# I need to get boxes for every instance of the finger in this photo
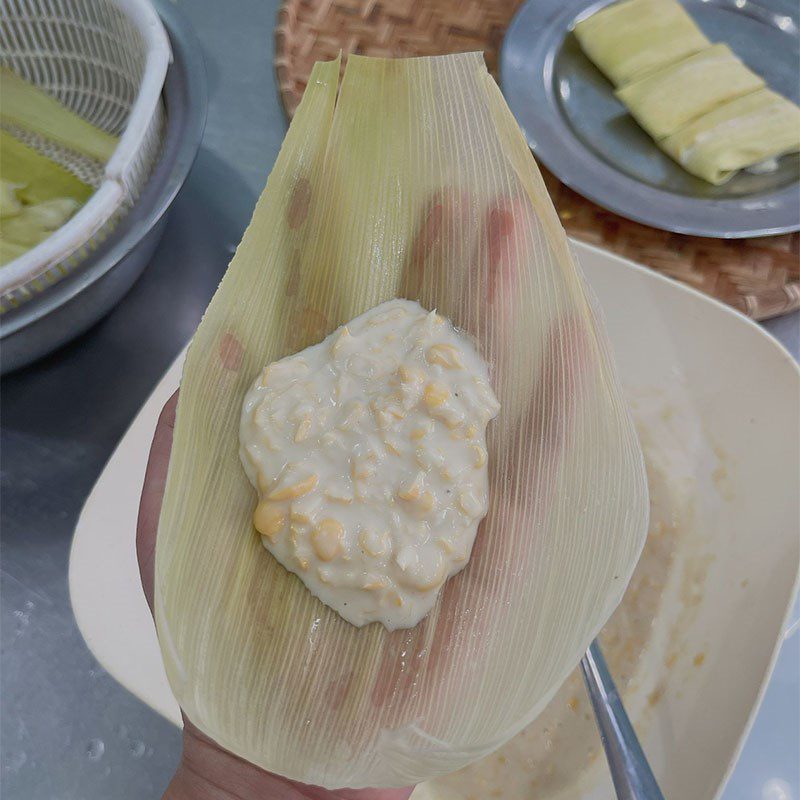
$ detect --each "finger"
[370,194,535,711]
[425,198,586,666]
[475,314,592,586]
[401,192,445,301]
[400,188,471,305]
[369,189,470,707]
[369,615,432,709]
[422,313,593,698]
[431,194,535,567]
[149,329,246,612]
[512,312,591,504]
[136,390,178,613]
[468,194,532,373]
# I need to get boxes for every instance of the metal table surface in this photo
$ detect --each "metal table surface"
[1,2,798,798]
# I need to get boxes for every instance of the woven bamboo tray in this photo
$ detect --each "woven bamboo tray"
[274,0,800,320]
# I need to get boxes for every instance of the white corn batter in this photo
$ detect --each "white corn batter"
[239,299,499,629]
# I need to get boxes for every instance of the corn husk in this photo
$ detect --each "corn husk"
[0,179,23,218]
[0,133,93,206]
[573,0,710,87]
[0,133,92,264]
[1,68,118,163]
[2,196,80,247]
[616,44,764,140]
[0,239,27,263]
[661,88,800,184]
[155,53,648,789]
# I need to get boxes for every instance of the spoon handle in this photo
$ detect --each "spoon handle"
[580,639,666,800]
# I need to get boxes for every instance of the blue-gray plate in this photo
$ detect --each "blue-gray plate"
[500,0,800,238]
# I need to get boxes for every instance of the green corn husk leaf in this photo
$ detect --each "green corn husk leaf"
[155,54,649,789]
[0,132,93,205]
[0,239,27,264]
[616,44,764,140]
[573,0,711,87]
[661,88,800,184]
[0,133,92,264]
[2,197,81,250]
[0,68,118,163]
[0,179,23,218]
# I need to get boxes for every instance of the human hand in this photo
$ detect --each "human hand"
[137,393,413,800]
[136,187,589,796]
[371,188,591,700]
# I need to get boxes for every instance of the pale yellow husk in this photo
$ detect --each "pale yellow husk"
[155,54,648,789]
[0,68,118,163]
[615,44,764,140]
[0,132,93,264]
[573,0,711,87]
[661,88,800,184]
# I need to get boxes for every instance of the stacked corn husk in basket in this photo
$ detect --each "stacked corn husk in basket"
[0,0,170,313]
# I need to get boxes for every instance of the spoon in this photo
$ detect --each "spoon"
[581,639,666,800]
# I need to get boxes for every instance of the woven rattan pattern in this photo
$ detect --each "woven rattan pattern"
[274,0,799,319]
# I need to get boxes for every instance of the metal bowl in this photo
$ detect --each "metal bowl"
[0,0,207,374]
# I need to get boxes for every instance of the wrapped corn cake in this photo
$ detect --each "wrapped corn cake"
[575,0,800,183]
[574,0,710,86]
[615,44,764,140]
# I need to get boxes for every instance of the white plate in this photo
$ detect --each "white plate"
[69,240,800,799]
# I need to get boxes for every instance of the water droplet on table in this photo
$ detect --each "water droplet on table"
[86,739,105,761]
[4,750,27,773]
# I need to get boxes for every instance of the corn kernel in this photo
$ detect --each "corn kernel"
[312,518,345,562]
[294,417,312,442]
[427,343,464,369]
[338,401,364,431]
[410,427,427,441]
[398,365,424,384]
[458,490,483,518]
[290,506,311,524]
[268,473,318,500]
[351,456,376,481]
[471,445,487,468]
[331,326,351,355]
[384,590,404,607]
[325,486,354,504]
[253,501,285,539]
[399,552,446,591]
[424,382,450,409]
[417,490,435,513]
[437,537,455,554]
[398,471,424,501]
[431,406,465,429]
[359,529,391,557]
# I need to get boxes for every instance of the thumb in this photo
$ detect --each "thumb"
[136,390,179,613]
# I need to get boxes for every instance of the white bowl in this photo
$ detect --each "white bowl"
[69,240,800,799]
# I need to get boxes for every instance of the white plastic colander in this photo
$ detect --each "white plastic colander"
[0,0,171,312]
